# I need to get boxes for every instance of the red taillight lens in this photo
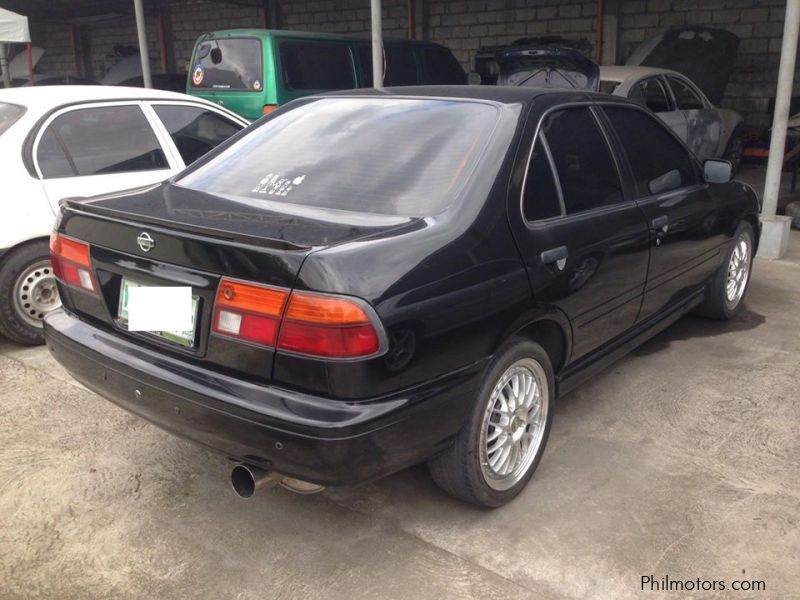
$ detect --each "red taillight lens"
[50,233,97,294]
[210,279,384,359]
[211,279,288,347]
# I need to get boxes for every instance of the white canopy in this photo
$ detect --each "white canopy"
[0,8,30,43]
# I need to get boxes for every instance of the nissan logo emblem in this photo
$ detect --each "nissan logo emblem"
[137,232,155,253]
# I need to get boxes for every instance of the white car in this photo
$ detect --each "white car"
[599,66,743,168]
[0,86,248,345]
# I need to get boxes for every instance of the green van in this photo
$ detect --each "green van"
[186,29,466,120]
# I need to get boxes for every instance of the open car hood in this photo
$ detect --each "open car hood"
[626,27,739,105]
[496,47,599,91]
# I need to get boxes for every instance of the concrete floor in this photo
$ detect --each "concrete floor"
[1,233,798,599]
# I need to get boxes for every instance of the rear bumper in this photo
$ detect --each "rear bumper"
[44,309,481,486]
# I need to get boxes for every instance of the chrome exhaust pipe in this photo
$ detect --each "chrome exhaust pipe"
[230,463,325,498]
[230,464,280,498]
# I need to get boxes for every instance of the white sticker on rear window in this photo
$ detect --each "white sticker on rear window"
[251,173,306,197]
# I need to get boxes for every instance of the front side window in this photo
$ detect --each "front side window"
[37,105,168,178]
[540,107,623,215]
[668,77,704,110]
[153,105,242,165]
[603,106,699,197]
[629,78,671,113]
[190,38,263,91]
[177,98,501,217]
[523,138,562,221]
[280,42,354,90]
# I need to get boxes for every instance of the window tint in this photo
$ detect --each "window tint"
[38,106,168,178]
[523,138,562,221]
[178,98,500,217]
[190,38,263,91]
[0,102,25,136]
[629,78,670,113]
[668,77,704,110]
[281,42,354,90]
[358,45,419,87]
[604,106,699,197]
[37,128,74,178]
[541,108,623,214]
[422,45,465,84]
[154,105,242,165]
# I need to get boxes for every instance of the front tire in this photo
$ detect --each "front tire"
[0,240,61,345]
[723,129,744,175]
[696,222,754,320]
[428,339,555,507]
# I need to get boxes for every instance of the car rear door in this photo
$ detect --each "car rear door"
[666,75,722,161]
[33,102,178,209]
[600,104,727,322]
[509,104,651,361]
[628,76,689,143]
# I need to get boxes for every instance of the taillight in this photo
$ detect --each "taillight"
[50,233,97,294]
[212,279,288,347]
[211,278,385,359]
[262,104,278,116]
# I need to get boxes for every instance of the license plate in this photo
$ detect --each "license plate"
[118,278,199,347]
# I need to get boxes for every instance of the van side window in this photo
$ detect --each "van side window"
[358,45,419,87]
[281,42,355,90]
[542,108,624,214]
[422,46,466,84]
[522,137,562,221]
[603,106,699,197]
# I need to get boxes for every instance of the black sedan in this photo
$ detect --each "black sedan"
[44,86,760,507]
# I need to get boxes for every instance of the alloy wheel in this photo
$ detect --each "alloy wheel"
[725,232,751,308]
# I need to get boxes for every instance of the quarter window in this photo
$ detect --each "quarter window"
[37,105,168,178]
[668,77,704,110]
[603,106,699,197]
[629,78,671,113]
[523,138,562,221]
[280,42,354,90]
[153,105,242,165]
[541,108,624,215]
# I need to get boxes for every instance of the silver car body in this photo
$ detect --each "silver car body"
[599,66,742,161]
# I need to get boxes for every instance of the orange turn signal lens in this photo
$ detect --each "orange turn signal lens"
[262,104,278,116]
[215,279,288,317]
[284,292,371,325]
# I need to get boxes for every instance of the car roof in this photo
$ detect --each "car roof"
[599,65,680,82]
[0,85,213,112]
[206,28,446,46]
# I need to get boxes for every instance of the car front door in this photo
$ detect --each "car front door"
[34,102,177,209]
[600,105,727,322]
[509,105,651,361]
[628,76,688,143]
[666,75,722,161]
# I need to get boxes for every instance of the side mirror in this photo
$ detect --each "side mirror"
[467,71,482,85]
[704,159,732,184]
[648,169,682,195]
[210,47,223,65]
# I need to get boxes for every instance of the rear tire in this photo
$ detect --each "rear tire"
[696,222,754,320]
[428,338,554,508]
[0,240,60,346]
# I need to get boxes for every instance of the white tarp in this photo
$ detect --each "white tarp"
[0,8,30,43]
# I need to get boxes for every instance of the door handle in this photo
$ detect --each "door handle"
[651,215,669,231]
[540,245,568,265]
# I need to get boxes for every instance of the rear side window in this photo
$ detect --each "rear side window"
[190,38,263,91]
[422,45,465,84]
[541,108,623,214]
[177,98,500,217]
[0,102,25,136]
[668,77,704,110]
[523,138,562,221]
[281,42,354,90]
[603,106,699,197]
[37,105,168,178]
[153,105,242,165]
[629,78,670,113]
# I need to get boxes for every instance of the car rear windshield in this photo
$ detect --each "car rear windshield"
[177,98,499,217]
[0,102,25,136]
[190,37,262,91]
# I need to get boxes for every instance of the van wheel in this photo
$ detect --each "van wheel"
[428,339,554,507]
[0,241,60,346]
[696,222,754,320]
